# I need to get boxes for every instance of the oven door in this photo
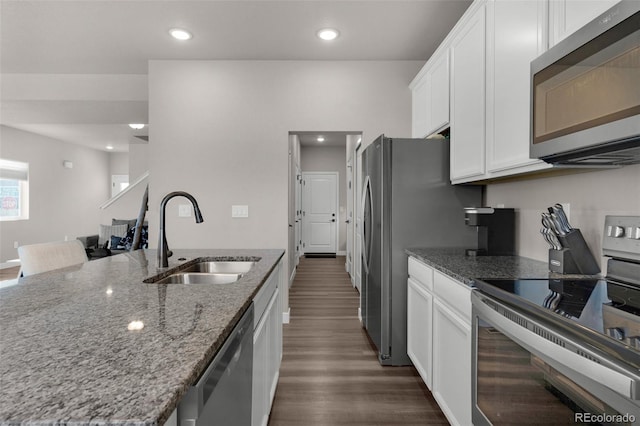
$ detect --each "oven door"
[471,290,640,425]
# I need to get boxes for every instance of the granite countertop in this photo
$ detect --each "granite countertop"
[0,248,284,426]
[405,247,596,285]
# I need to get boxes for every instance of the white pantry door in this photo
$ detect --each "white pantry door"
[302,172,338,254]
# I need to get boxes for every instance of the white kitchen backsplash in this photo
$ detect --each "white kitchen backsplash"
[485,163,640,273]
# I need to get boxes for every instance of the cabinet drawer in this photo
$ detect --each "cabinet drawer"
[408,257,434,291]
[433,270,471,322]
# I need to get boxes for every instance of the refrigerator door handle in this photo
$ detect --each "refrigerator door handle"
[361,176,373,275]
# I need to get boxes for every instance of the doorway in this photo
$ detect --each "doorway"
[301,172,338,255]
[288,131,362,286]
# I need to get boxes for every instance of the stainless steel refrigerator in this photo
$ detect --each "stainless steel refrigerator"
[361,135,482,365]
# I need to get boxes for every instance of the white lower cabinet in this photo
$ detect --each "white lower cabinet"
[407,257,472,426]
[252,260,283,426]
[432,298,472,426]
[407,277,434,390]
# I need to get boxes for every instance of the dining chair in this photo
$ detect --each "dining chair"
[18,240,88,277]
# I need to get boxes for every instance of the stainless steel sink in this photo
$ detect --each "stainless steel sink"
[155,272,243,285]
[180,261,255,274]
[144,259,258,284]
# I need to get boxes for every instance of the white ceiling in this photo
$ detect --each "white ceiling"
[0,0,472,152]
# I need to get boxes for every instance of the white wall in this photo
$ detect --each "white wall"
[128,143,149,180]
[485,164,640,272]
[109,152,129,176]
[0,125,110,262]
[148,60,421,314]
[301,144,348,252]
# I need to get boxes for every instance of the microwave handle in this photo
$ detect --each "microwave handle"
[473,291,640,400]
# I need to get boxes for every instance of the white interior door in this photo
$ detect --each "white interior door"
[346,158,353,274]
[354,147,363,293]
[302,172,338,254]
[295,166,302,265]
[111,175,129,198]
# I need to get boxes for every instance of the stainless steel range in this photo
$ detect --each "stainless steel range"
[471,216,640,425]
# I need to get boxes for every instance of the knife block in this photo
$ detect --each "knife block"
[550,228,601,275]
[548,248,580,274]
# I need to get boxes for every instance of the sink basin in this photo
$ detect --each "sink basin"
[144,258,259,284]
[181,261,255,274]
[155,272,242,285]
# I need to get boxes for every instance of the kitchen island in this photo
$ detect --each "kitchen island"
[0,248,284,425]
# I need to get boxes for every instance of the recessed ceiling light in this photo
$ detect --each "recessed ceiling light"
[317,28,339,41]
[317,137,325,142]
[170,28,193,41]
[128,123,145,130]
[106,145,114,150]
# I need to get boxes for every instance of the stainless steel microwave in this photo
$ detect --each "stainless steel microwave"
[530,1,640,166]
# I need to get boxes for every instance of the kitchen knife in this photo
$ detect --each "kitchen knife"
[542,213,562,236]
[549,212,567,236]
[552,204,573,232]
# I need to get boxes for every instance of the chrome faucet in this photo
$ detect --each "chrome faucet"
[158,191,204,268]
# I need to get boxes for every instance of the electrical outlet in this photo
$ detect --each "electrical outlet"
[232,205,249,218]
[13,241,18,249]
[178,204,192,217]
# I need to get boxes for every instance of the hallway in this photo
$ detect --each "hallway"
[268,256,448,425]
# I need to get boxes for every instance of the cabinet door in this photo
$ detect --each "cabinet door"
[267,287,281,405]
[407,278,434,390]
[450,3,487,182]
[549,0,620,47]
[411,75,430,138]
[432,298,472,426]
[428,51,450,135]
[486,0,551,175]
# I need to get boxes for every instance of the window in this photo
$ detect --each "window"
[0,159,29,221]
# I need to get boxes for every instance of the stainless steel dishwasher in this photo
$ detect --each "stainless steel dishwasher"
[178,304,253,426]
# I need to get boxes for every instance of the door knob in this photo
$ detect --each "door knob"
[331,219,336,222]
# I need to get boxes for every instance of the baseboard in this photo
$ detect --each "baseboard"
[289,266,296,288]
[358,307,362,322]
[282,307,290,324]
[337,250,346,256]
[0,260,20,270]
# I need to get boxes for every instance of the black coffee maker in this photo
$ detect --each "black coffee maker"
[464,207,515,256]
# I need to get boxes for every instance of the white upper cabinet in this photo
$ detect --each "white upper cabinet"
[411,0,622,184]
[411,74,430,139]
[549,0,621,47]
[450,2,487,182]
[410,50,451,138]
[428,52,451,135]
[485,0,552,177]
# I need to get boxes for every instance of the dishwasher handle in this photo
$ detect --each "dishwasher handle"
[179,304,254,423]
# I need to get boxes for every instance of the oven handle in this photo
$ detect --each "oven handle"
[472,291,640,400]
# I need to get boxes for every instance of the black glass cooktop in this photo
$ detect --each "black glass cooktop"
[473,278,640,362]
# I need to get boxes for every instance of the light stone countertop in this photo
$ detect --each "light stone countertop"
[0,248,284,426]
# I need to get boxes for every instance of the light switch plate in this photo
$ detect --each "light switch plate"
[232,205,249,218]
[178,204,192,217]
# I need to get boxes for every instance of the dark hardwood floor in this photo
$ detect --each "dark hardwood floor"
[268,256,448,425]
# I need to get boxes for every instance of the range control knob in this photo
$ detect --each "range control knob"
[628,336,640,349]
[607,327,625,340]
[634,227,640,240]
[613,226,625,238]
